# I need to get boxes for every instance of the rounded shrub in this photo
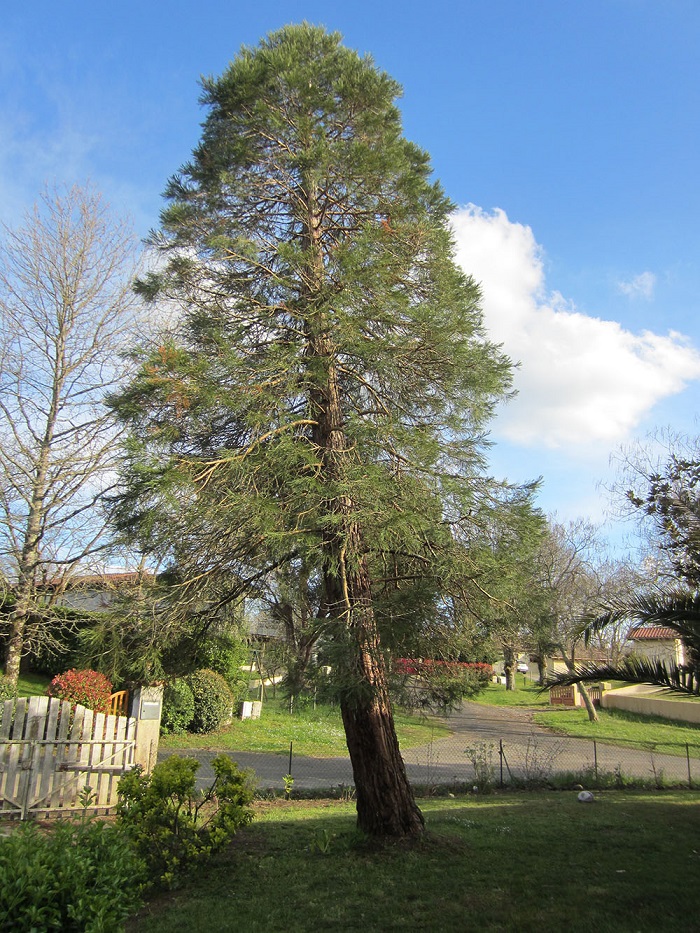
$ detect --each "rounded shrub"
[161,679,195,734]
[46,668,113,713]
[187,669,235,733]
[197,634,248,702]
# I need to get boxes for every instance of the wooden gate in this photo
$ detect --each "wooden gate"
[0,695,136,820]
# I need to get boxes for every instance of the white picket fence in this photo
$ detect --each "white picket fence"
[0,695,136,820]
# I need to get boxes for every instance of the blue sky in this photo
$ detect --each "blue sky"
[3,0,700,550]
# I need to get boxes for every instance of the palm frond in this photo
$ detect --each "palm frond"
[544,656,700,697]
[580,587,700,657]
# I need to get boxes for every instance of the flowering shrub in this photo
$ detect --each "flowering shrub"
[47,668,113,713]
[392,659,492,712]
[394,659,492,682]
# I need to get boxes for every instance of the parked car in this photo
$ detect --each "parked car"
[516,661,529,674]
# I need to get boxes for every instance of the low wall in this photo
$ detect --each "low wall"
[602,685,700,725]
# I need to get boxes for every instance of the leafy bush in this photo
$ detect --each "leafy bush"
[116,753,254,888]
[0,674,16,702]
[392,659,492,712]
[187,668,235,733]
[0,813,146,931]
[161,678,195,734]
[197,634,249,702]
[46,668,113,713]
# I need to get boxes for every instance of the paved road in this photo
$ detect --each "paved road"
[160,701,698,793]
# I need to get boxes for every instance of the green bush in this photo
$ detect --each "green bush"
[197,634,248,701]
[187,668,235,733]
[116,753,254,888]
[161,679,195,734]
[0,815,146,931]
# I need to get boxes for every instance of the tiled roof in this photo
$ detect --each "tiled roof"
[629,626,679,641]
[46,571,155,589]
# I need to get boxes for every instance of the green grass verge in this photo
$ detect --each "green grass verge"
[128,790,700,933]
[534,707,700,757]
[160,696,450,757]
[474,680,550,708]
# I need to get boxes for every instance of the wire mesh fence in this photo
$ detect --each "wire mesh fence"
[179,724,700,797]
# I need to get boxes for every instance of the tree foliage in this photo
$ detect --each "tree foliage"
[110,25,538,835]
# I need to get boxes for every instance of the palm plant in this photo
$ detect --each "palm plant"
[545,587,700,697]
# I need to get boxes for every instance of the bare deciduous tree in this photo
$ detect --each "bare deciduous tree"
[0,183,142,684]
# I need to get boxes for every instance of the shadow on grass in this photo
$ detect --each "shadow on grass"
[128,791,700,933]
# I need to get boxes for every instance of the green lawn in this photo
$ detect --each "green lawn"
[16,672,51,698]
[475,680,550,708]
[128,790,700,933]
[161,696,450,757]
[533,707,700,757]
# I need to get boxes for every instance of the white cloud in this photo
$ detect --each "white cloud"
[450,205,700,449]
[617,271,656,300]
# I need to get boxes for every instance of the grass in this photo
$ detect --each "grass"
[533,707,700,757]
[16,672,51,698]
[161,695,451,757]
[475,680,700,757]
[128,789,700,933]
[475,679,550,708]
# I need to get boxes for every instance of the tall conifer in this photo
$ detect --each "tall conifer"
[113,25,526,836]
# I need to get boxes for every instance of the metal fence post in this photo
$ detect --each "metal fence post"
[593,740,598,783]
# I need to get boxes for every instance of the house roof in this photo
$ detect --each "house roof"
[629,626,679,641]
[46,571,155,590]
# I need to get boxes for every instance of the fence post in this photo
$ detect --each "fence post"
[131,684,163,773]
[593,740,598,783]
[499,739,504,787]
[687,743,693,788]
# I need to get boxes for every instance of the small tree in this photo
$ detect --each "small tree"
[0,184,142,684]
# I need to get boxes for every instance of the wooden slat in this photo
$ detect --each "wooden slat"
[0,699,138,819]
[97,713,115,807]
[35,698,60,811]
[4,699,29,811]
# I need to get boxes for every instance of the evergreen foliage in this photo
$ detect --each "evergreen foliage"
[187,668,235,733]
[116,754,254,889]
[110,24,541,836]
[161,678,196,733]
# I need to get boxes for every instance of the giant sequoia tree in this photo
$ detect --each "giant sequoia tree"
[112,25,522,836]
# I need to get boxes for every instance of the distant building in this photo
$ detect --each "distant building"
[51,572,154,612]
[628,626,686,667]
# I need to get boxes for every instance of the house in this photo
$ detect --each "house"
[627,625,686,667]
[53,571,153,612]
